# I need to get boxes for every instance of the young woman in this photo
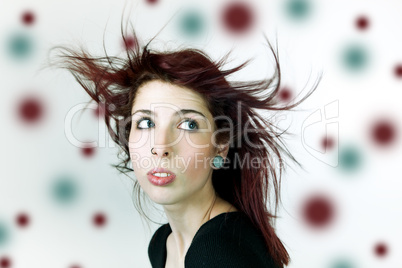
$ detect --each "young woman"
[55,25,317,267]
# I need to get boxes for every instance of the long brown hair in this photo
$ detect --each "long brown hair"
[52,23,319,267]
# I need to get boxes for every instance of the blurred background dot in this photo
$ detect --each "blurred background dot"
[331,259,354,268]
[321,136,335,151]
[17,95,44,124]
[93,212,107,227]
[122,36,138,50]
[371,119,397,147]
[21,11,35,26]
[278,87,292,102]
[0,257,11,268]
[15,213,30,228]
[70,265,81,268]
[374,242,388,257]
[0,222,10,247]
[285,0,311,21]
[81,146,96,157]
[6,32,34,61]
[302,194,335,228]
[394,64,402,78]
[341,44,369,72]
[222,2,254,34]
[94,104,105,118]
[146,0,158,5]
[355,15,369,30]
[338,146,361,172]
[179,10,204,37]
[51,176,79,204]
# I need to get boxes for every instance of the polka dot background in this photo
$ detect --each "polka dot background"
[1,0,401,267]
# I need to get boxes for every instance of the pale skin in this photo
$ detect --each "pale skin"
[128,80,237,268]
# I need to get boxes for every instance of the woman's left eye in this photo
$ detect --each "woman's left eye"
[178,119,198,130]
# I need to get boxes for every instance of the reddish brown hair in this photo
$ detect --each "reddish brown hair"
[53,25,319,267]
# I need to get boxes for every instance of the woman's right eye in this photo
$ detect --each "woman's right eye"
[136,118,155,129]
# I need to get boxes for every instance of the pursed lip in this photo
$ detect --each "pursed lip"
[147,168,176,176]
[147,168,176,186]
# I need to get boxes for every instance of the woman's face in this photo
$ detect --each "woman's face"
[129,80,220,206]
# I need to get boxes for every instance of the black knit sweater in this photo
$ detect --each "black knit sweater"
[148,211,282,268]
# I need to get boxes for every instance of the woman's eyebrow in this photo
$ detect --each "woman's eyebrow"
[131,109,207,118]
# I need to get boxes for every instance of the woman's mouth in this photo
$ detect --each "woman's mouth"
[147,168,176,186]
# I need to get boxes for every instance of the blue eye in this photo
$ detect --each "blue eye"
[179,119,198,130]
[136,117,155,129]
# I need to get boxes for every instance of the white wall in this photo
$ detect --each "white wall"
[1,0,401,267]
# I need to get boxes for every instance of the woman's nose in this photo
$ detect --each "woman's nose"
[151,147,170,157]
[151,127,175,157]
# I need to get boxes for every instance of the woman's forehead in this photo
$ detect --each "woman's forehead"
[132,80,211,115]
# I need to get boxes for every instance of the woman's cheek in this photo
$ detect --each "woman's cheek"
[180,135,212,167]
[129,149,141,171]
[129,147,149,173]
[188,148,214,173]
[129,129,150,152]
[183,131,212,149]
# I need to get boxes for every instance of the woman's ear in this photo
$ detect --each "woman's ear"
[216,143,230,158]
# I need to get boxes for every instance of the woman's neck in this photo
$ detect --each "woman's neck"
[163,191,237,261]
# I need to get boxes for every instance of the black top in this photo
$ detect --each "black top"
[148,211,281,268]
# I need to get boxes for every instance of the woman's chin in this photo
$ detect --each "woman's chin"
[146,190,179,205]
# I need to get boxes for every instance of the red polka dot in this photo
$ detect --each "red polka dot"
[22,11,35,25]
[94,104,105,118]
[0,257,11,268]
[222,2,254,34]
[93,213,106,227]
[146,0,158,4]
[94,106,101,117]
[374,242,388,257]
[123,36,138,50]
[70,265,81,268]
[18,96,43,124]
[371,120,396,146]
[279,88,292,102]
[303,195,334,228]
[356,16,369,30]
[394,64,402,78]
[321,137,335,150]
[81,146,95,157]
[16,213,30,227]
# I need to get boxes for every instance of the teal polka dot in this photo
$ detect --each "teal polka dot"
[331,259,354,268]
[52,176,78,204]
[180,11,204,37]
[285,0,311,20]
[338,146,361,172]
[7,32,34,60]
[0,222,10,247]
[342,44,369,72]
